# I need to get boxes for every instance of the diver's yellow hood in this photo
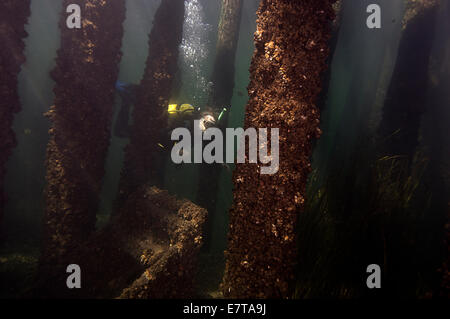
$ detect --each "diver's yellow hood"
[168,103,194,115]
[168,104,178,114]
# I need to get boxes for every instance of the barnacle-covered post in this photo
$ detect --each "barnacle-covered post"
[197,0,243,244]
[39,0,126,294]
[221,0,336,298]
[378,0,439,163]
[209,0,243,109]
[421,0,450,298]
[0,0,30,237]
[116,0,185,207]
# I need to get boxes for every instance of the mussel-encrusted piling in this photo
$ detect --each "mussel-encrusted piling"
[197,0,243,248]
[221,0,336,298]
[116,0,185,209]
[39,0,125,295]
[378,0,439,163]
[209,0,243,109]
[0,0,30,237]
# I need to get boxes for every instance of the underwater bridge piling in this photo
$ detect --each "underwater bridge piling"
[378,0,439,164]
[373,2,441,294]
[0,0,31,238]
[221,0,336,298]
[209,0,244,109]
[116,0,185,210]
[197,0,243,249]
[39,0,126,294]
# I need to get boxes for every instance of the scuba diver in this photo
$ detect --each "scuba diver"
[114,80,229,139]
[166,103,232,172]
[113,80,231,171]
[167,103,221,133]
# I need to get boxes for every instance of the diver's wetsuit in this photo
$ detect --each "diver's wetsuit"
[114,81,137,138]
[113,81,224,148]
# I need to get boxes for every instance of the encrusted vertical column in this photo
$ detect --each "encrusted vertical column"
[209,0,243,109]
[197,0,243,247]
[0,0,30,236]
[221,0,336,298]
[378,0,439,162]
[39,0,125,292]
[117,0,185,207]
